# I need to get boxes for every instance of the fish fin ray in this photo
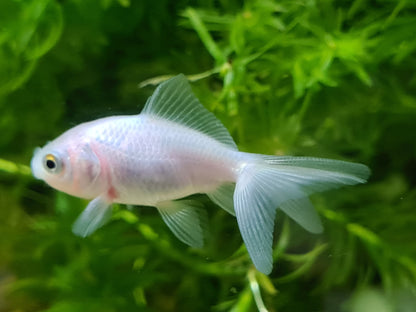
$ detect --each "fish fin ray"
[207,183,236,216]
[72,196,113,237]
[261,157,370,195]
[156,199,208,248]
[234,156,369,273]
[262,156,370,182]
[280,197,323,233]
[142,74,238,150]
[234,165,280,275]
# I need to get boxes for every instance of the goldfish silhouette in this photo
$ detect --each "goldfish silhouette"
[31,74,370,274]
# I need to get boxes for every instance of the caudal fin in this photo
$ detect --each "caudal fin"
[234,156,370,274]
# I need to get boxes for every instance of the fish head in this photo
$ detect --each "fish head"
[31,128,103,199]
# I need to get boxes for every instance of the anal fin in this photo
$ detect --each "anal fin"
[207,183,236,216]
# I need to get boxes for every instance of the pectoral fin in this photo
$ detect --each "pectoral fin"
[156,200,208,248]
[72,196,113,237]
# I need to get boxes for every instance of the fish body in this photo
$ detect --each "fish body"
[31,74,370,274]
[33,115,240,204]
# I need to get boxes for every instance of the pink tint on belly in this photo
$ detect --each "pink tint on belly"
[107,186,118,200]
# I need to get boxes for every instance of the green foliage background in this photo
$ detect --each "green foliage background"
[1,0,415,311]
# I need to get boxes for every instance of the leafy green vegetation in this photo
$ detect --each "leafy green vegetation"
[1,0,415,311]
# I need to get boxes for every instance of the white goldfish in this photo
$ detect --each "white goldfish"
[31,74,370,274]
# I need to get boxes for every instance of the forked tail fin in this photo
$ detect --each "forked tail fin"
[234,156,370,274]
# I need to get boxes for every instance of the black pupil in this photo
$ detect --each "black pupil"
[46,159,56,170]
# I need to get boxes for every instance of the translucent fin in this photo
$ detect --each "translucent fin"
[234,156,369,274]
[142,74,238,150]
[207,183,236,216]
[262,156,370,182]
[72,196,112,237]
[156,200,208,248]
[234,165,280,275]
[279,197,323,233]
[261,160,370,196]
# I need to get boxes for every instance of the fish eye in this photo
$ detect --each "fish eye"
[43,153,63,174]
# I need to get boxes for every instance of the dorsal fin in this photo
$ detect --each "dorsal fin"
[142,74,238,150]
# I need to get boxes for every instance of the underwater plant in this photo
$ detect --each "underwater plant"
[1,0,415,311]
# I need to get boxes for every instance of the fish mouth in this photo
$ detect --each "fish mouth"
[30,147,42,179]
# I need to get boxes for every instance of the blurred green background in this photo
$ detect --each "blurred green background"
[1,0,415,311]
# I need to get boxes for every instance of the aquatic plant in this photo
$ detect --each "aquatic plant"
[1,0,415,311]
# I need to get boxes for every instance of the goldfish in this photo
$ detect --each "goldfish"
[30,74,370,274]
